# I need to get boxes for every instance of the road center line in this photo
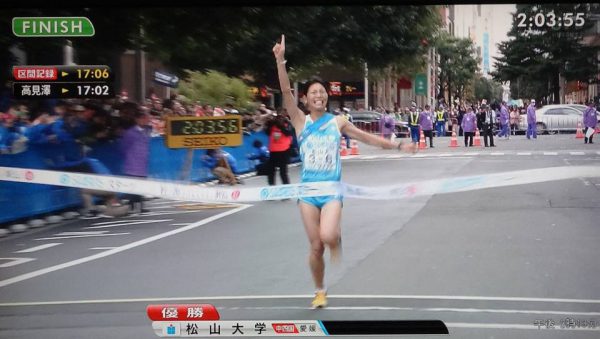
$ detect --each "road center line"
[0,204,251,288]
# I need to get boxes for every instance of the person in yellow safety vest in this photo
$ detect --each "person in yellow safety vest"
[341,107,353,148]
[408,102,420,144]
[435,105,446,137]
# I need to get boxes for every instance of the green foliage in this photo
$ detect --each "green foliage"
[177,70,256,110]
[473,77,503,103]
[434,31,479,101]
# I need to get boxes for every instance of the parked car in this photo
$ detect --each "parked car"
[518,104,585,134]
[348,110,409,138]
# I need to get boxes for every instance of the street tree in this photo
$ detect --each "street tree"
[493,3,599,103]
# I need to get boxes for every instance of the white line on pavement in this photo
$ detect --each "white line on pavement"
[35,233,130,241]
[517,152,531,155]
[570,152,585,155]
[85,219,173,229]
[490,153,504,156]
[463,152,479,155]
[89,247,117,250]
[91,220,148,226]
[14,243,62,253]
[54,231,107,236]
[362,156,377,159]
[0,204,251,288]
[446,322,600,331]
[215,306,600,317]
[543,152,558,155]
[386,155,404,159]
[3,294,600,307]
[437,153,453,157]
[0,258,35,268]
[170,223,190,226]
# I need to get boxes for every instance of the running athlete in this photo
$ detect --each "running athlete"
[273,34,417,308]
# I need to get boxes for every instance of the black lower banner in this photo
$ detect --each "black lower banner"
[321,320,449,335]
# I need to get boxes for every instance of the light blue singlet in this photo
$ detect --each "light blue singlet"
[298,113,343,209]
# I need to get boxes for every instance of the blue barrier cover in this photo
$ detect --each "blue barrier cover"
[0,132,299,224]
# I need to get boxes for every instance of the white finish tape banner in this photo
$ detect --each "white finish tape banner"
[1,166,598,203]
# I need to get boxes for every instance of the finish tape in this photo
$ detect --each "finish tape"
[1,166,598,203]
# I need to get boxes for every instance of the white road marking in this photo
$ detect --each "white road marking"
[84,219,172,229]
[570,152,585,155]
[3,294,600,307]
[0,258,35,268]
[0,204,251,288]
[463,152,479,156]
[543,152,558,155]
[517,152,531,156]
[14,243,62,253]
[54,231,107,236]
[91,220,148,226]
[125,210,211,217]
[213,306,600,316]
[170,223,190,226]
[35,233,130,241]
[89,247,117,250]
[386,155,404,159]
[362,156,377,159]
[437,153,453,157]
[490,153,504,156]
[446,322,600,331]
[411,154,428,158]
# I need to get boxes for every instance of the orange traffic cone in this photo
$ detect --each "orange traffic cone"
[350,140,360,155]
[473,129,482,147]
[449,130,458,147]
[340,139,348,156]
[576,121,584,139]
[419,129,427,150]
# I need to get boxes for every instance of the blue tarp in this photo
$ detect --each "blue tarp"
[0,132,297,224]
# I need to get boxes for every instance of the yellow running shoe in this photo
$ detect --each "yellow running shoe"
[311,291,328,308]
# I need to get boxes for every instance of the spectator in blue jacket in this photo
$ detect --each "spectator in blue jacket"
[247,139,270,176]
[201,148,239,185]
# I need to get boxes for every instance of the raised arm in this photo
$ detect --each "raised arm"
[338,117,417,153]
[273,34,305,132]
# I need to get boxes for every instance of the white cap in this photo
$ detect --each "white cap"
[531,99,536,103]
[343,107,350,112]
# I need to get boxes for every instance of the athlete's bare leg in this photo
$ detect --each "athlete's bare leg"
[320,200,343,264]
[299,201,325,290]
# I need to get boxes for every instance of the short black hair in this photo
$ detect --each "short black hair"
[301,76,328,96]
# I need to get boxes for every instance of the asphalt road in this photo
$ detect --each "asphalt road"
[1,134,599,339]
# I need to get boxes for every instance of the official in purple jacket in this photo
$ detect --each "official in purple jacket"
[498,101,510,139]
[379,110,396,141]
[583,101,598,144]
[419,104,434,147]
[120,110,151,212]
[526,99,537,140]
[461,107,477,147]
